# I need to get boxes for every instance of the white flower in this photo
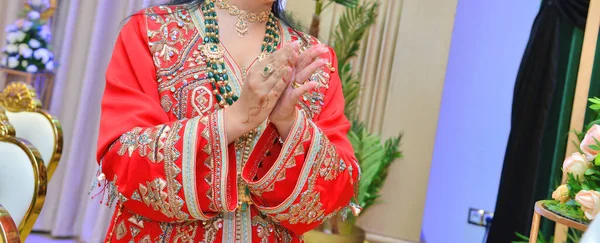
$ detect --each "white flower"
[563,152,593,181]
[4,24,18,33]
[33,48,50,63]
[28,11,40,21]
[38,25,51,41]
[8,57,19,68]
[1,57,7,66]
[6,32,18,44]
[6,44,18,54]
[19,44,33,58]
[28,39,41,49]
[28,0,49,9]
[15,31,27,42]
[45,60,54,71]
[26,65,38,73]
[22,21,33,32]
[21,60,28,68]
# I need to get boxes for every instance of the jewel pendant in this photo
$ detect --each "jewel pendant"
[235,18,249,38]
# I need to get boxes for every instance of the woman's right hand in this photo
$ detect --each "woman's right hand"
[225,42,301,143]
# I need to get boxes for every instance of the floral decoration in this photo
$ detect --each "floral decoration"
[1,0,55,73]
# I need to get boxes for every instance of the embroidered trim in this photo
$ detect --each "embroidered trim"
[246,110,307,195]
[254,120,323,214]
[182,116,212,220]
[273,190,325,224]
[208,109,233,212]
[163,120,189,220]
[116,125,168,163]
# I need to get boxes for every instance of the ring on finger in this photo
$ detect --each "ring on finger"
[262,64,275,77]
[291,80,302,89]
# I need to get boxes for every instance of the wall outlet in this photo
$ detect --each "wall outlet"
[468,208,493,227]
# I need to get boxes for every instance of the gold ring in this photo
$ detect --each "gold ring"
[262,64,274,77]
[291,81,302,89]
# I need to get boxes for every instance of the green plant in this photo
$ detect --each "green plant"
[309,0,359,37]
[333,2,377,120]
[308,0,402,236]
[514,232,554,243]
[349,121,402,212]
[328,0,403,216]
[513,228,582,243]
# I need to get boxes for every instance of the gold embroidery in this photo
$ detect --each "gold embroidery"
[318,144,341,181]
[163,121,189,220]
[118,127,142,156]
[199,116,218,211]
[140,235,152,243]
[202,217,223,243]
[252,215,293,243]
[173,221,198,243]
[274,190,325,224]
[161,95,174,112]
[131,190,142,202]
[116,221,127,240]
[116,125,169,163]
[128,215,144,228]
[130,226,141,238]
[138,178,186,220]
[146,7,194,66]
[252,216,273,243]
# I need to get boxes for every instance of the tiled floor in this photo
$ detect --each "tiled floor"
[26,234,77,243]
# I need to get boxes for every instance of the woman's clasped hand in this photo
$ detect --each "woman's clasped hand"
[225,41,331,142]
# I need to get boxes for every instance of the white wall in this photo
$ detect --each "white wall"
[422,1,540,242]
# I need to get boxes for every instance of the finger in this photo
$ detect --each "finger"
[265,66,292,89]
[291,81,318,101]
[297,44,328,70]
[271,73,291,97]
[295,58,328,84]
[270,50,296,73]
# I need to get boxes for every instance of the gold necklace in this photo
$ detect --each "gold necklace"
[216,0,271,38]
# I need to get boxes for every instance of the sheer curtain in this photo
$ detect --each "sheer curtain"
[0,0,163,242]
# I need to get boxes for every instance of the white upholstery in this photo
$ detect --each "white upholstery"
[0,141,35,227]
[582,217,599,243]
[5,111,54,169]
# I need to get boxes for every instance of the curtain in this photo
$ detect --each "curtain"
[0,0,165,242]
[488,0,590,242]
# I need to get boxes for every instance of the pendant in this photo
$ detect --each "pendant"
[235,18,249,38]
[201,43,224,60]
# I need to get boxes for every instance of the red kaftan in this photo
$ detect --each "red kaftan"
[96,4,358,243]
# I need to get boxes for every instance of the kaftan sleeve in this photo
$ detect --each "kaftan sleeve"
[241,47,360,235]
[96,14,237,223]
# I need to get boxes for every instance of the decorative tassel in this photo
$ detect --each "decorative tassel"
[350,202,362,217]
[89,161,118,206]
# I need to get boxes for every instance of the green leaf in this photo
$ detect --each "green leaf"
[349,119,402,213]
[585,169,596,175]
[590,104,600,110]
[582,183,590,190]
[329,0,359,8]
[514,232,529,241]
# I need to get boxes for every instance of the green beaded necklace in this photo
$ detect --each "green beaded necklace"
[201,0,281,108]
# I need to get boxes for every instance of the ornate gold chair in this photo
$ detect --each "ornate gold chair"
[0,204,20,243]
[0,82,62,180]
[0,107,46,242]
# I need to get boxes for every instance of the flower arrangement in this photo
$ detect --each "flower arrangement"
[548,97,600,222]
[1,0,55,73]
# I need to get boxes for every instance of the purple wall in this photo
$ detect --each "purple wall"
[422,0,540,242]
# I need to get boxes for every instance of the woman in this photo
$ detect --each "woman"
[95,0,359,242]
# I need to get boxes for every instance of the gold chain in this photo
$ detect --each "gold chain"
[216,0,271,37]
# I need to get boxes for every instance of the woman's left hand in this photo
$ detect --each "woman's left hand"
[269,44,330,139]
